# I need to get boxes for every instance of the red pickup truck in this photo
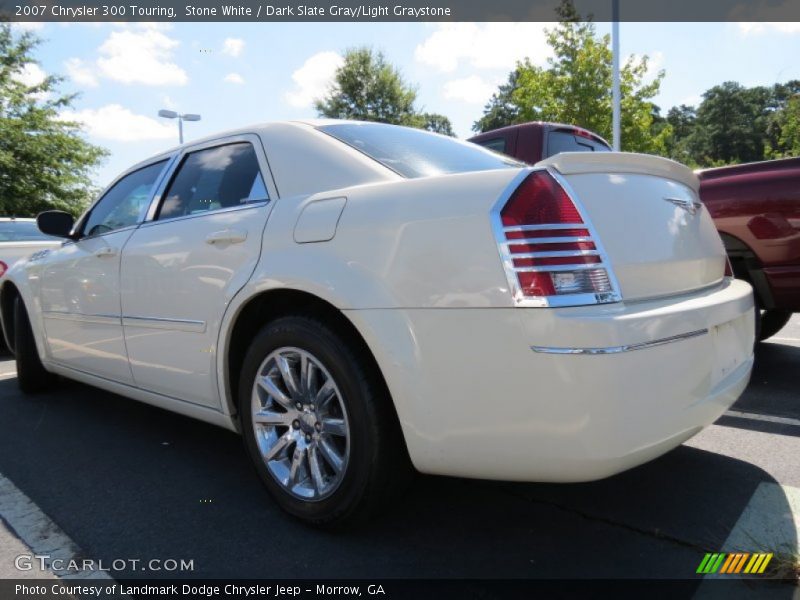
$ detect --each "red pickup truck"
[470,123,800,340]
[469,122,611,162]
[699,159,800,340]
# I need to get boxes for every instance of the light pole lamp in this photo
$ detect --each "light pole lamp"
[158,109,201,144]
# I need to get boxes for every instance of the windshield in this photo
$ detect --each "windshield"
[318,122,522,179]
[0,221,59,242]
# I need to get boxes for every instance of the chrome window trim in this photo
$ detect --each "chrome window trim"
[531,328,709,355]
[137,201,269,229]
[489,166,623,308]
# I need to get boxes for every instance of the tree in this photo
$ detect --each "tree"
[688,82,772,165]
[473,1,669,154]
[473,69,522,133]
[315,47,454,136]
[766,95,800,158]
[0,24,106,217]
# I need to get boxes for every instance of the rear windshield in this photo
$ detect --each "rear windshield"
[546,131,611,157]
[0,221,58,242]
[318,122,522,179]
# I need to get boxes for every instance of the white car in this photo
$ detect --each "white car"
[0,218,62,351]
[0,218,61,278]
[0,121,754,525]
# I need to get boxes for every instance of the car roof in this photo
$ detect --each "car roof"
[0,217,36,223]
[122,119,385,174]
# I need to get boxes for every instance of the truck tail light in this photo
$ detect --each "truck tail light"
[0,261,7,278]
[492,170,621,307]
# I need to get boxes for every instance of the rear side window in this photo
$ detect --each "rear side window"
[82,161,167,237]
[478,137,507,154]
[546,131,611,157]
[0,221,58,242]
[318,122,521,179]
[157,143,268,221]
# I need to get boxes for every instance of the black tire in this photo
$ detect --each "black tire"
[13,296,56,393]
[759,309,793,342]
[239,315,410,527]
[0,328,8,355]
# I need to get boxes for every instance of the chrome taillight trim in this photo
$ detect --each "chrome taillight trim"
[490,167,623,308]
[508,250,600,259]
[503,223,589,232]
[500,236,594,245]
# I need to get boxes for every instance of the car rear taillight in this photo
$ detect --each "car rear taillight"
[0,261,7,278]
[492,169,621,307]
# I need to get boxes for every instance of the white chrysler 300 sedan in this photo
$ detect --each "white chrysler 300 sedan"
[0,121,754,525]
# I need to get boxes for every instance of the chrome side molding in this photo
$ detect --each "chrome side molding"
[531,328,709,355]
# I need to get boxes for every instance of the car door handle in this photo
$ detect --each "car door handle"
[93,247,118,258]
[205,229,247,245]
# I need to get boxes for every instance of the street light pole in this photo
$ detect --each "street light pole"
[158,110,202,144]
[611,0,621,151]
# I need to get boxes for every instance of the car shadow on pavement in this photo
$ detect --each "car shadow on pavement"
[0,370,795,594]
[719,341,800,437]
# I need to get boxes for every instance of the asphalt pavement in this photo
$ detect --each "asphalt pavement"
[0,317,798,594]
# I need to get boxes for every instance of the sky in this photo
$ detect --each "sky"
[11,20,800,187]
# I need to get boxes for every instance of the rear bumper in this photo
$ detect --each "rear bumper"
[347,278,755,482]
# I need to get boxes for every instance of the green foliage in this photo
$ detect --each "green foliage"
[0,24,107,217]
[315,47,454,136]
[473,70,521,134]
[666,80,800,167]
[473,1,669,154]
[766,94,800,159]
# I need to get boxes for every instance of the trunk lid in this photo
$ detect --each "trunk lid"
[537,152,726,301]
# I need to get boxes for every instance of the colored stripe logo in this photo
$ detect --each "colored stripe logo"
[697,552,773,574]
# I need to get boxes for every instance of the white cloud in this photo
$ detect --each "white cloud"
[64,58,98,87]
[222,38,245,57]
[162,95,178,110]
[13,63,47,88]
[737,22,800,35]
[224,72,245,85]
[415,23,553,73]
[284,51,343,108]
[60,104,176,142]
[442,75,497,105]
[96,25,187,86]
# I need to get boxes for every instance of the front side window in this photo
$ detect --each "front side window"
[82,161,167,237]
[157,143,268,221]
[318,122,522,179]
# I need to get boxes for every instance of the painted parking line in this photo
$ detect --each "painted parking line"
[694,481,799,595]
[724,410,800,428]
[0,472,112,580]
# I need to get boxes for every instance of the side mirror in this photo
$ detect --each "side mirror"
[37,210,75,238]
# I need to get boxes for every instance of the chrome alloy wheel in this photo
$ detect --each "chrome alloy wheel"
[251,347,351,500]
